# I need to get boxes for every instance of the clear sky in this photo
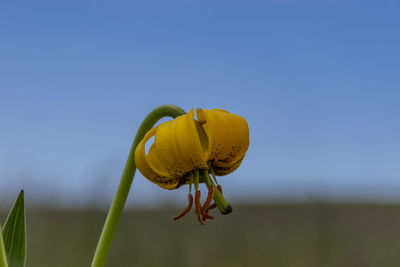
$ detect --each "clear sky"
[1,0,399,206]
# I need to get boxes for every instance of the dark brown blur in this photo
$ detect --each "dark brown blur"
[2,203,400,267]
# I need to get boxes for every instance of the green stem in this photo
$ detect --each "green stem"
[202,170,232,215]
[91,105,186,267]
[0,223,8,267]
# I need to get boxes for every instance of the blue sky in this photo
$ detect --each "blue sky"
[1,0,399,206]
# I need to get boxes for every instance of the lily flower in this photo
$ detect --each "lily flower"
[134,108,249,224]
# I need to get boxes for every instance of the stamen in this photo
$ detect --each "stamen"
[201,184,214,215]
[194,170,200,191]
[202,204,214,221]
[195,190,205,225]
[188,172,194,194]
[207,203,217,210]
[203,169,232,215]
[173,193,193,220]
[203,184,222,212]
[210,168,219,186]
[203,211,214,220]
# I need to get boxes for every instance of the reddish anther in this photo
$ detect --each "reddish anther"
[204,212,214,220]
[173,193,193,220]
[208,203,217,210]
[201,185,214,215]
[204,185,222,212]
[195,190,205,225]
[202,207,214,220]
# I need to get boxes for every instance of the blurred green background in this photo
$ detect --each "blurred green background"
[2,203,400,267]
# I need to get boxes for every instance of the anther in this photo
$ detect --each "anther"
[195,190,205,225]
[201,185,214,215]
[207,203,217,211]
[203,211,214,220]
[173,193,193,221]
[204,185,222,212]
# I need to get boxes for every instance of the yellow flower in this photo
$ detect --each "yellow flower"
[134,108,249,224]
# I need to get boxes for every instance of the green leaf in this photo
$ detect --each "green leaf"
[2,191,26,267]
[0,223,9,267]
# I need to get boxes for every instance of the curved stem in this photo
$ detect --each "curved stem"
[91,105,186,267]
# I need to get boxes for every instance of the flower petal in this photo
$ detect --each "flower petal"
[212,155,245,176]
[152,109,209,175]
[134,127,180,189]
[135,109,210,190]
[197,108,249,175]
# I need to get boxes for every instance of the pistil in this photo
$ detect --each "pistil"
[201,169,232,215]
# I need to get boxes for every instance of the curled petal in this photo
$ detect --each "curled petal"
[213,156,245,176]
[135,109,209,189]
[152,108,209,173]
[197,108,249,175]
[134,127,180,189]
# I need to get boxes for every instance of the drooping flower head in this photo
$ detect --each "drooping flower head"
[135,108,249,224]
